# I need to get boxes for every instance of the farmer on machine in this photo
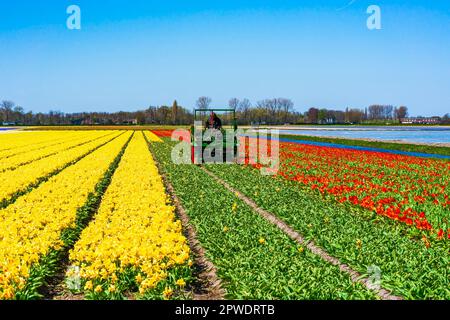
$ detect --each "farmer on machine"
[205,112,222,130]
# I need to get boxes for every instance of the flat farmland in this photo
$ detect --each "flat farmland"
[0,129,448,300]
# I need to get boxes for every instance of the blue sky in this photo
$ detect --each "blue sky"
[0,0,449,116]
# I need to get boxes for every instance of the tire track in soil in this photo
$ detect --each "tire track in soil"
[201,167,403,301]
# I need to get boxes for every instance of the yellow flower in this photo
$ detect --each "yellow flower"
[176,279,186,288]
[223,226,229,233]
[298,246,304,253]
[163,287,173,299]
[232,203,238,212]
[188,260,193,267]
[94,285,103,293]
[136,274,143,284]
[0,131,130,298]
[65,133,190,298]
[2,288,14,300]
[109,285,117,293]
[146,131,163,142]
[356,239,363,250]
[259,238,266,245]
[84,281,93,291]
[111,273,118,283]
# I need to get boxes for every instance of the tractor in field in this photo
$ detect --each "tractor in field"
[190,108,239,164]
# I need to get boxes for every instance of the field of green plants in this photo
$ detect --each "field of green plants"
[149,131,449,300]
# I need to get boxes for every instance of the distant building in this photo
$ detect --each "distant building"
[122,119,138,125]
[400,117,441,125]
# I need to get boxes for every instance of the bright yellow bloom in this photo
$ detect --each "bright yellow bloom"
[145,131,163,142]
[69,132,190,296]
[259,238,266,245]
[0,131,99,173]
[95,285,103,293]
[163,287,173,300]
[0,131,81,156]
[84,281,93,291]
[0,131,121,204]
[0,132,131,299]
[356,239,363,250]
[176,279,186,288]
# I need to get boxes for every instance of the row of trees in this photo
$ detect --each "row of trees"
[1,98,448,126]
[0,100,193,126]
[304,105,409,124]
[226,98,299,125]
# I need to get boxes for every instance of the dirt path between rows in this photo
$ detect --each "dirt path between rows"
[200,167,403,301]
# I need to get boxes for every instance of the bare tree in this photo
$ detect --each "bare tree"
[196,96,212,110]
[384,105,394,119]
[239,99,251,113]
[228,98,240,110]
[347,108,365,123]
[368,105,384,120]
[1,100,15,122]
[239,99,251,123]
[395,106,408,119]
[368,105,395,120]
[278,98,294,123]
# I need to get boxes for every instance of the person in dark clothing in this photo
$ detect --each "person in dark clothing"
[206,112,222,130]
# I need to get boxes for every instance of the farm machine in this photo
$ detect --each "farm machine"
[190,108,239,164]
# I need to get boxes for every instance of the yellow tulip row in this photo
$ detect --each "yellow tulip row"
[68,132,189,296]
[0,131,87,159]
[0,130,96,158]
[0,132,132,300]
[0,131,123,204]
[0,131,111,173]
[145,131,163,142]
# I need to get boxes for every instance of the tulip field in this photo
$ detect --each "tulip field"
[0,129,449,300]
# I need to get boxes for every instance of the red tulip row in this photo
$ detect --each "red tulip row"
[260,141,449,240]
